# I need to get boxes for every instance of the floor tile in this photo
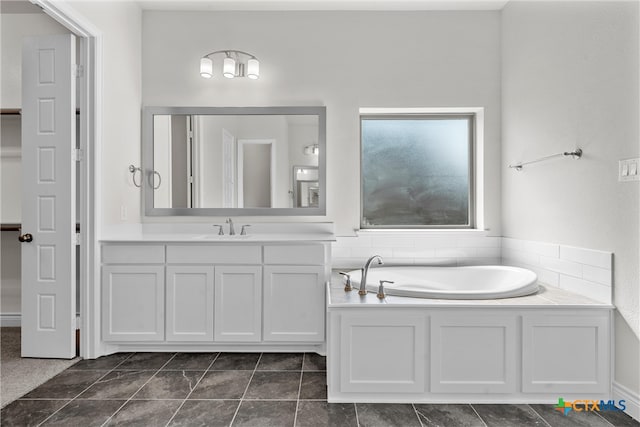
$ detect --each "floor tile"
[244,371,301,400]
[68,353,132,370]
[210,353,260,370]
[0,399,68,426]
[116,352,175,370]
[134,370,203,399]
[77,370,155,399]
[596,408,640,426]
[303,353,327,371]
[169,400,240,427]
[414,404,485,427]
[106,399,182,426]
[295,401,357,427]
[299,372,327,400]
[40,399,125,426]
[256,353,303,371]
[22,370,106,399]
[530,403,613,427]
[163,352,218,370]
[232,400,297,427]
[356,403,422,427]
[189,370,253,399]
[473,404,547,427]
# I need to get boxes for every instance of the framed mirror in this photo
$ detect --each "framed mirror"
[142,106,326,216]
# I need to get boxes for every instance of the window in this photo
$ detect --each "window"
[360,112,475,229]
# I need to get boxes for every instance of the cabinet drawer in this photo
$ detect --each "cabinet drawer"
[166,245,261,264]
[264,245,325,265]
[102,245,165,264]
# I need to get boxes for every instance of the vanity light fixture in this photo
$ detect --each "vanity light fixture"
[199,50,260,80]
[303,144,319,155]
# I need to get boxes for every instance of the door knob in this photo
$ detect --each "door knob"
[18,233,33,243]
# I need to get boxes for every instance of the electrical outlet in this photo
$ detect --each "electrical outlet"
[619,158,640,182]
[120,206,128,221]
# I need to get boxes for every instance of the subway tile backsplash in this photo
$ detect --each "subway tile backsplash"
[331,234,612,304]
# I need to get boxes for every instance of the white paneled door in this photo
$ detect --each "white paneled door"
[21,34,76,358]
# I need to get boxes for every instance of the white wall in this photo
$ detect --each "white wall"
[501,0,640,395]
[141,10,502,236]
[67,1,142,226]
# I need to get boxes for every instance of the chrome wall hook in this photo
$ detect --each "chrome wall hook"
[129,165,142,187]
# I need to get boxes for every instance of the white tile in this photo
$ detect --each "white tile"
[334,235,373,248]
[501,248,540,266]
[475,247,501,258]
[371,236,415,248]
[383,258,416,265]
[350,247,393,258]
[435,248,476,258]
[331,247,351,259]
[414,237,452,248]
[519,239,560,257]
[558,275,612,304]
[501,238,524,251]
[540,256,582,278]
[456,237,500,248]
[392,248,436,258]
[560,245,612,269]
[532,267,560,287]
[582,265,612,287]
[456,257,500,266]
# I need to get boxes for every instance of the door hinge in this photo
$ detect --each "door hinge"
[73,64,84,78]
[72,148,83,162]
[188,176,193,184]
[74,232,81,245]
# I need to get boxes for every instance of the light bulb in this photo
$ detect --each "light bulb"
[247,58,260,79]
[200,57,213,78]
[223,57,236,78]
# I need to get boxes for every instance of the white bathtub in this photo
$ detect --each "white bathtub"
[347,265,538,299]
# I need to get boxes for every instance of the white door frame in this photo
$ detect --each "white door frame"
[237,139,275,208]
[33,0,103,359]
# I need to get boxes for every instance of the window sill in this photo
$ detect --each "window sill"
[355,228,491,237]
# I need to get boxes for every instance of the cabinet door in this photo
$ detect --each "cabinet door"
[102,265,164,341]
[522,313,610,393]
[214,266,262,342]
[263,265,325,342]
[166,266,214,342]
[430,313,517,393]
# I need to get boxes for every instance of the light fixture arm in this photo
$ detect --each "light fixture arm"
[201,50,257,60]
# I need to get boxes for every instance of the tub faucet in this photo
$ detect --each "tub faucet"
[226,218,235,235]
[359,255,384,296]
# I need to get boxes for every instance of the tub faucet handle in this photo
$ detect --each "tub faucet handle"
[339,272,353,292]
[377,280,394,299]
[213,225,224,235]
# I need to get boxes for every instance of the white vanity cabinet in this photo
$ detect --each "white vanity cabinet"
[100,241,330,351]
[101,245,165,341]
[263,245,328,342]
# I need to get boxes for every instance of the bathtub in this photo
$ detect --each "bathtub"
[347,265,538,299]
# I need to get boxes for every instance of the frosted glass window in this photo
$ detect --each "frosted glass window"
[361,115,473,228]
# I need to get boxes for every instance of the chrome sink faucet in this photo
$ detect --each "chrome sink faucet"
[359,255,384,295]
[226,218,235,235]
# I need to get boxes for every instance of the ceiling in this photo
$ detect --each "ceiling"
[136,0,510,11]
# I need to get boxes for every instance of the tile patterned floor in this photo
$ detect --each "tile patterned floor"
[1,352,638,426]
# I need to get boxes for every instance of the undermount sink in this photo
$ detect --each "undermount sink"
[192,234,252,240]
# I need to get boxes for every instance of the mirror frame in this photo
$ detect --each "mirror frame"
[142,106,326,217]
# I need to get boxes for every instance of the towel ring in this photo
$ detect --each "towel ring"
[128,165,142,188]
[149,170,162,190]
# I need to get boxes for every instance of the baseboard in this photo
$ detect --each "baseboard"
[613,381,640,421]
[0,313,21,327]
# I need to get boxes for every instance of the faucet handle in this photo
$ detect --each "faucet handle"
[377,280,394,299]
[338,272,353,292]
[240,225,251,236]
[213,225,224,235]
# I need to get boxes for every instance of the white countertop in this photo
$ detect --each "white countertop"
[99,222,336,243]
[327,271,612,309]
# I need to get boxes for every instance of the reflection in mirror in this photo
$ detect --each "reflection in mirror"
[144,107,325,216]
